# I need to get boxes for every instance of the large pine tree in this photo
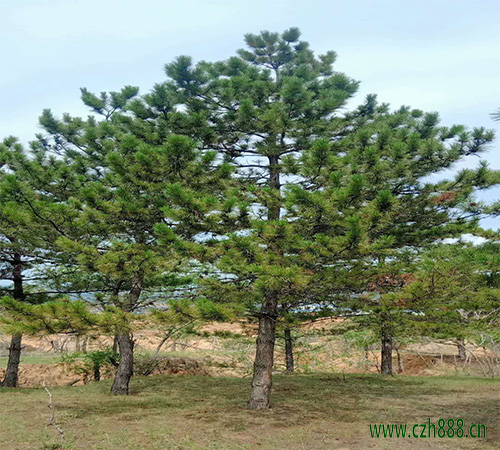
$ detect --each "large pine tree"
[161,28,360,408]
[162,29,498,403]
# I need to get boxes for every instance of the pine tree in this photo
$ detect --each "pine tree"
[347,239,500,374]
[161,28,359,408]
[0,136,79,386]
[289,98,498,375]
[2,87,231,394]
[397,240,499,359]
[159,27,499,403]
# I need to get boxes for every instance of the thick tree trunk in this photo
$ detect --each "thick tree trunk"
[457,339,466,360]
[248,293,278,409]
[110,272,142,395]
[110,332,134,395]
[1,252,25,388]
[284,327,294,373]
[247,153,281,409]
[381,330,393,376]
[2,334,22,387]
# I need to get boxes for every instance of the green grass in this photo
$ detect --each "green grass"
[0,373,498,450]
[0,354,60,366]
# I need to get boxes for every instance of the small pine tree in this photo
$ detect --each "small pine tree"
[289,96,498,375]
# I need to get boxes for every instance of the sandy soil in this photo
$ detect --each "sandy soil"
[1,320,496,387]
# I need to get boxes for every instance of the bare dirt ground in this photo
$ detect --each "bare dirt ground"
[1,320,496,387]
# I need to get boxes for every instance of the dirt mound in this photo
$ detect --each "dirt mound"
[399,354,438,375]
[0,356,210,387]
[135,356,209,376]
[0,363,85,387]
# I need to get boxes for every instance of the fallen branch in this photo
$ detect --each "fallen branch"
[415,350,432,368]
[42,381,65,444]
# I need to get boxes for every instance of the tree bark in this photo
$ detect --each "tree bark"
[381,329,393,376]
[110,271,142,395]
[110,332,134,395]
[247,153,281,409]
[2,334,22,387]
[93,366,101,382]
[395,344,404,374]
[1,252,25,388]
[284,327,294,373]
[457,339,466,360]
[112,335,119,354]
[267,154,281,221]
[248,293,278,409]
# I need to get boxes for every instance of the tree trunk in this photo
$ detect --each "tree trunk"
[1,334,22,387]
[1,252,25,388]
[248,293,278,409]
[395,344,404,374]
[457,339,466,360]
[110,271,142,395]
[267,154,281,221]
[381,329,393,376]
[284,327,294,373]
[94,366,101,382]
[112,335,119,354]
[247,153,281,409]
[111,332,134,395]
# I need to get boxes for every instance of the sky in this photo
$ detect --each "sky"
[1,0,499,228]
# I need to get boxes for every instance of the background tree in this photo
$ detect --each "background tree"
[397,240,499,370]
[288,96,499,375]
[0,136,81,386]
[2,85,232,394]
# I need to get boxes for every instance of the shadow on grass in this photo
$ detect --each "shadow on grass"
[50,373,493,432]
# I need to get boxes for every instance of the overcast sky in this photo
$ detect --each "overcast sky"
[1,0,499,228]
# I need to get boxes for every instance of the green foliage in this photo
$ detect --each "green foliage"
[60,348,119,381]
[400,241,500,341]
[343,330,378,350]
[348,239,500,346]
[0,28,498,389]
[156,31,494,363]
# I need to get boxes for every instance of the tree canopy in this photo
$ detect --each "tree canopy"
[1,28,498,406]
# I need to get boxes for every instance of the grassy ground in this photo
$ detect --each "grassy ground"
[0,355,60,366]
[0,373,498,450]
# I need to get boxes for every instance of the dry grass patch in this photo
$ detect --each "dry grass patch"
[0,373,498,450]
